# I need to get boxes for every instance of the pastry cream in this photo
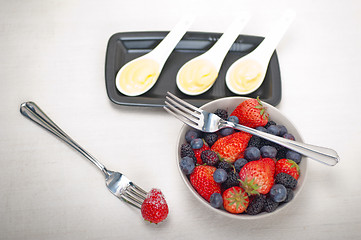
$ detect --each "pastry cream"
[177,59,218,94]
[228,59,264,93]
[117,58,160,96]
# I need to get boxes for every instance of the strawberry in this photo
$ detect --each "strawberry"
[275,159,300,180]
[193,143,210,164]
[190,165,221,202]
[141,188,169,224]
[222,186,249,214]
[211,131,252,163]
[260,157,276,176]
[239,160,274,195]
[230,97,269,128]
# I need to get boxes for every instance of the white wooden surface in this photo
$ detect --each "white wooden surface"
[1,0,360,239]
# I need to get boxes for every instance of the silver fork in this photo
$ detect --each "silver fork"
[20,102,147,209]
[164,92,339,166]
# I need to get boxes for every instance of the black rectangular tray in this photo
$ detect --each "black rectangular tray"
[105,31,282,107]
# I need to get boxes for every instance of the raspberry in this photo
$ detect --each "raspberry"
[201,150,219,166]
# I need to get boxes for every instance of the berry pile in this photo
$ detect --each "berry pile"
[179,98,302,215]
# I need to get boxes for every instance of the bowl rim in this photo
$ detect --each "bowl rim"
[176,96,308,219]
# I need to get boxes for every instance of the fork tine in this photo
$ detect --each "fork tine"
[165,96,201,119]
[121,183,147,209]
[164,102,199,129]
[166,92,202,113]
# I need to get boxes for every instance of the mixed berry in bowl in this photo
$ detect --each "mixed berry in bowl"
[177,97,307,218]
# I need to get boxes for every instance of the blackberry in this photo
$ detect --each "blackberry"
[204,133,218,146]
[246,194,266,215]
[275,172,298,189]
[214,109,228,120]
[264,197,279,212]
[180,143,197,164]
[217,161,232,172]
[201,150,219,166]
[247,135,261,148]
[284,188,294,203]
[221,171,240,190]
[264,120,276,128]
[276,147,288,159]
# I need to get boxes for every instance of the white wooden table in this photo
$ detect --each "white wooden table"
[1,0,360,239]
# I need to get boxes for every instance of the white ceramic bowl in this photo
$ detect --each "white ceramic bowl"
[176,97,307,219]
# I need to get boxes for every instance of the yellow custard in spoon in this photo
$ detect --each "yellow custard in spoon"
[117,58,160,96]
[178,59,218,94]
[228,59,264,93]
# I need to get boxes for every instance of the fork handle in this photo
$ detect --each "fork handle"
[20,102,108,175]
[227,122,339,166]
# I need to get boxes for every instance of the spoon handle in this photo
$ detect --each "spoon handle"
[20,102,108,175]
[206,13,250,69]
[148,16,194,65]
[253,10,296,60]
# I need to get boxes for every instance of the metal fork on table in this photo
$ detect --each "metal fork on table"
[20,102,147,209]
[164,92,339,166]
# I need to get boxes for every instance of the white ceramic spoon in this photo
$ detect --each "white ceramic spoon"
[115,16,194,96]
[176,13,251,96]
[226,10,296,95]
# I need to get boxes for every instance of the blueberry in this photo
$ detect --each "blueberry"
[227,115,239,124]
[284,188,294,203]
[260,145,277,158]
[244,147,261,161]
[234,158,248,172]
[190,138,203,149]
[283,133,295,141]
[256,126,268,133]
[220,127,234,136]
[269,184,287,203]
[286,150,302,164]
[277,125,288,136]
[179,156,195,175]
[210,193,223,208]
[267,125,280,136]
[185,129,202,143]
[213,168,228,183]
